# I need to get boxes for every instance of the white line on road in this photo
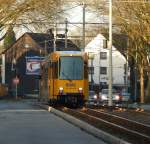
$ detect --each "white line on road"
[0,109,46,113]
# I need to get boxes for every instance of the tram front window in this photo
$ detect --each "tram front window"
[59,56,83,80]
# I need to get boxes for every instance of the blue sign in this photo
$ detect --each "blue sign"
[26,56,44,75]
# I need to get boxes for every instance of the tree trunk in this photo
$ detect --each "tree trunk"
[145,71,150,102]
[140,66,144,103]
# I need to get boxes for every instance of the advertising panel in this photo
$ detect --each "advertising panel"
[26,56,44,75]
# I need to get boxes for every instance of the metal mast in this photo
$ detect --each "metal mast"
[108,0,113,107]
[82,3,86,51]
[65,18,68,49]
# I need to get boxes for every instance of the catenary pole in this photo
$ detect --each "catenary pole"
[2,54,5,84]
[108,0,113,107]
[53,18,57,52]
[82,3,86,51]
[65,18,68,49]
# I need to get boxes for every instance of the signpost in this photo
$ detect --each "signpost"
[13,76,19,100]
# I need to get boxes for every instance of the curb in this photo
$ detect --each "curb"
[39,104,130,144]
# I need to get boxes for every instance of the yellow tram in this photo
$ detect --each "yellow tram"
[40,51,88,106]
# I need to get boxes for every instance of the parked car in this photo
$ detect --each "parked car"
[88,90,99,105]
[120,89,130,102]
[99,89,122,105]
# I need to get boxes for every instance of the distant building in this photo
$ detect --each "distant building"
[85,34,128,90]
[1,32,79,97]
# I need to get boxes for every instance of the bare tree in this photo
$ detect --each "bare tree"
[113,0,150,103]
[0,0,63,40]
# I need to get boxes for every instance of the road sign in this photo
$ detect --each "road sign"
[13,77,19,85]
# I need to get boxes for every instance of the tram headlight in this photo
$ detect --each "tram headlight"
[93,95,97,99]
[79,87,83,93]
[115,95,120,101]
[59,87,63,93]
[101,95,107,100]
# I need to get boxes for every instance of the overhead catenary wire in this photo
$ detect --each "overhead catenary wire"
[12,2,108,27]
[115,0,150,3]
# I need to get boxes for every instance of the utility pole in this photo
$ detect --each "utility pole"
[125,38,129,94]
[15,75,18,100]
[65,18,68,49]
[2,54,5,84]
[108,0,113,107]
[91,58,94,90]
[125,54,129,93]
[99,49,101,89]
[134,47,137,102]
[44,40,47,56]
[82,3,86,51]
[88,52,95,90]
[53,19,57,52]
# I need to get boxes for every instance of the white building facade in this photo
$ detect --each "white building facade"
[85,34,127,87]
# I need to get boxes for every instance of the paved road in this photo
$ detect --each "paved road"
[0,99,107,144]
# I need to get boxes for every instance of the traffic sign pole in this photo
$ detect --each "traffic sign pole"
[13,76,19,100]
[16,83,17,100]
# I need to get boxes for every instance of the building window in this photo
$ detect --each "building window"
[24,44,31,49]
[103,39,107,48]
[100,52,107,59]
[100,67,107,74]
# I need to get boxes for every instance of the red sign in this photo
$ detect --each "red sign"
[13,77,19,85]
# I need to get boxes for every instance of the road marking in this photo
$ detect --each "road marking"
[0,109,46,113]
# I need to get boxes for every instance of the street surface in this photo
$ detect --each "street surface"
[0,99,107,144]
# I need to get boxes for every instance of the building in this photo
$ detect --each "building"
[1,31,79,97]
[85,34,128,91]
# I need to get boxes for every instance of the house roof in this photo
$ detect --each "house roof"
[26,32,80,52]
[102,33,128,55]
[26,33,51,48]
[1,32,80,55]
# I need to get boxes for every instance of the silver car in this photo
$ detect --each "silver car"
[99,89,122,105]
[88,91,99,105]
[120,89,130,102]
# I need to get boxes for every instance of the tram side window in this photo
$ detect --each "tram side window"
[52,62,58,79]
[84,62,88,79]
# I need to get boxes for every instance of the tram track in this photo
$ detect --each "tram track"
[58,107,150,144]
[86,108,150,135]
[36,102,150,144]
[88,105,150,125]
[129,109,150,117]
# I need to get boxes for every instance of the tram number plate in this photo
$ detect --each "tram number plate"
[66,83,75,87]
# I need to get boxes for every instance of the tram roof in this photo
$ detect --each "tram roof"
[55,51,85,56]
[43,51,87,62]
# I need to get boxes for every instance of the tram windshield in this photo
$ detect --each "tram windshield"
[59,56,84,80]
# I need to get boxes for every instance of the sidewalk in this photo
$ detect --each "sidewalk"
[128,103,150,111]
[140,104,150,111]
